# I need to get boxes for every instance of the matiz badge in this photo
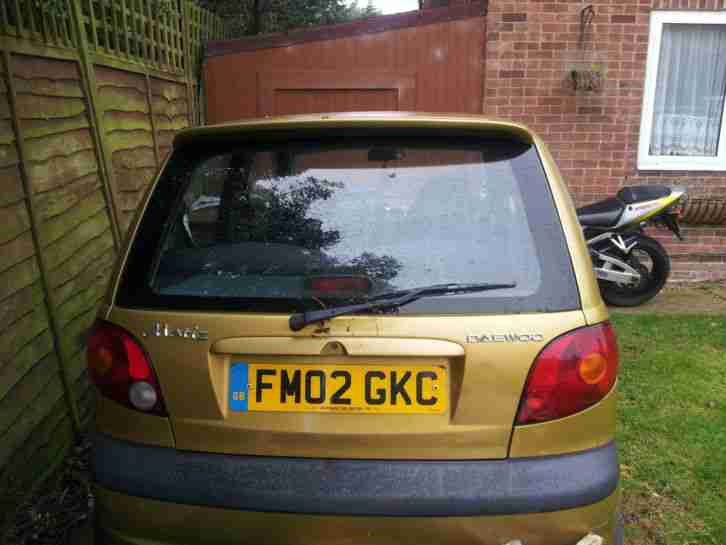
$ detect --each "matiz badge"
[143,321,209,341]
[466,333,544,344]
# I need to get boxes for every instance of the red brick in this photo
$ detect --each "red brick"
[514,41,539,50]
[541,41,567,50]
[499,70,525,78]
[502,13,528,22]
[483,0,726,281]
[577,106,604,115]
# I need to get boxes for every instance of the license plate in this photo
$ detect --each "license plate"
[229,363,447,414]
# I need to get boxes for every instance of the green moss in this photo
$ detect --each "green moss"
[38,189,106,246]
[0,257,40,301]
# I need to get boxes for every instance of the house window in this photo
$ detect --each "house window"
[639,11,726,171]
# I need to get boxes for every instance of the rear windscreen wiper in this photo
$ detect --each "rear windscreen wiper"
[289,282,517,331]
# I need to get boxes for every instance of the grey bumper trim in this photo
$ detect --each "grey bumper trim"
[92,433,618,517]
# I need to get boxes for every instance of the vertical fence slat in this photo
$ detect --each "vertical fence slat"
[66,1,76,47]
[120,0,131,58]
[169,7,175,69]
[163,12,170,67]
[165,11,171,67]
[38,4,49,43]
[129,0,137,59]
[182,0,193,122]
[145,0,156,65]
[169,10,175,69]
[135,0,143,59]
[49,11,60,44]
[154,0,161,66]
[169,11,175,67]
[143,0,150,62]
[69,0,123,249]
[178,11,183,69]
[145,72,161,167]
[88,0,98,50]
[101,0,111,52]
[22,0,31,34]
[1,50,82,436]
[0,1,9,35]
[24,0,35,35]
[167,12,172,67]
[109,0,119,54]
[152,1,157,63]
[156,4,163,66]
[174,9,180,70]
[11,0,23,36]
[136,4,141,59]
[98,0,110,53]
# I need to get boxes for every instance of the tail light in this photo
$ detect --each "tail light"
[670,192,687,219]
[86,320,167,416]
[516,322,618,425]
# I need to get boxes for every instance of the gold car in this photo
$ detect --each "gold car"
[89,113,622,545]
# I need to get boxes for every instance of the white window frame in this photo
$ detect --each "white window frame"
[638,11,726,171]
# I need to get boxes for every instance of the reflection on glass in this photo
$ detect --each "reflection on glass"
[154,140,543,308]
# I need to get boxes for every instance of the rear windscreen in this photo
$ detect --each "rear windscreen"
[116,132,579,314]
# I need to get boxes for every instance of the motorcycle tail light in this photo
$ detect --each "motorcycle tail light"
[87,320,167,416]
[672,193,687,218]
[516,322,618,425]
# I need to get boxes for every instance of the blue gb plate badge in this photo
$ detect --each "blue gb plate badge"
[229,362,249,412]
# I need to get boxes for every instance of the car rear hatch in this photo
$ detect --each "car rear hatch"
[108,124,585,460]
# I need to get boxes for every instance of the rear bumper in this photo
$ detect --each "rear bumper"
[93,433,618,517]
[95,487,621,545]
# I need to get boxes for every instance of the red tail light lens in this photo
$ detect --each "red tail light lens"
[516,322,618,425]
[87,320,167,416]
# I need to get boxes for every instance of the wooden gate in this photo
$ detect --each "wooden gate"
[204,3,487,123]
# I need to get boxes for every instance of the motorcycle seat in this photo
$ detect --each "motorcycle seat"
[617,185,671,205]
[576,197,625,228]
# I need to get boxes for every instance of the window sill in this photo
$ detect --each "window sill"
[637,158,726,172]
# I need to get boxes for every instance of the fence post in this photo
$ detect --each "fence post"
[69,0,123,248]
[1,50,82,435]
[182,0,196,126]
[145,72,161,167]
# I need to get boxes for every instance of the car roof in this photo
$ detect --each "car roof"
[173,112,538,148]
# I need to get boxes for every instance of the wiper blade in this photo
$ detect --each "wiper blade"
[289,282,516,331]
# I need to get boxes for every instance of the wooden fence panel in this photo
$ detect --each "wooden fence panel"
[9,52,100,428]
[0,0,225,506]
[150,76,190,160]
[0,54,72,495]
[96,65,157,233]
[13,57,115,352]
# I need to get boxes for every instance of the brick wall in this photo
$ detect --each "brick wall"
[484,0,726,282]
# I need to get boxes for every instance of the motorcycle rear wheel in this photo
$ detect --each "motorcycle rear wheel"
[599,235,671,307]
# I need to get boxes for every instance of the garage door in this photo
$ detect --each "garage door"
[258,71,416,116]
[204,3,486,123]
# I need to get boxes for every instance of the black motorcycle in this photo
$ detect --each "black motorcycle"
[577,185,687,307]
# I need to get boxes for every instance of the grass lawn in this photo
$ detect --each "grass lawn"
[612,314,726,545]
